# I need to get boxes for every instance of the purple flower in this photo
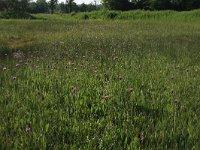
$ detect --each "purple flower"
[25,127,31,133]
[104,95,109,101]
[127,88,134,93]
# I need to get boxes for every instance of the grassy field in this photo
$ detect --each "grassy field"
[0,11,200,149]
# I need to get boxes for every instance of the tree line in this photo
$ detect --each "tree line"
[0,0,100,14]
[103,0,200,11]
[0,0,199,15]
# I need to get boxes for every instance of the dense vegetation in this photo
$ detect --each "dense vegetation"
[0,0,100,15]
[55,9,200,21]
[0,11,200,149]
[103,0,200,11]
[0,0,200,18]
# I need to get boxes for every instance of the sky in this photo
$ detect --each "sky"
[32,0,101,5]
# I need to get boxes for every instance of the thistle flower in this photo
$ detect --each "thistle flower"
[127,88,134,93]
[175,65,180,69]
[96,74,100,80]
[80,64,84,69]
[40,131,43,137]
[117,75,123,81]
[104,95,109,101]
[25,127,31,133]
[171,89,175,94]
[114,56,118,60]
[138,132,144,144]
[71,86,79,94]
[174,99,180,108]
[3,67,7,71]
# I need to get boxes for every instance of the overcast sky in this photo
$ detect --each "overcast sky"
[32,0,101,4]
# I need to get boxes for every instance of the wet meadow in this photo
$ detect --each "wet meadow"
[0,11,200,149]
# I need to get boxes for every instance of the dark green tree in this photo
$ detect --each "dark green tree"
[192,0,200,9]
[58,2,66,13]
[171,0,200,10]
[151,0,172,10]
[36,0,48,13]
[130,0,151,9]
[0,0,8,11]
[49,0,58,14]
[79,3,97,12]
[102,0,131,11]
[0,0,29,12]
[66,0,74,13]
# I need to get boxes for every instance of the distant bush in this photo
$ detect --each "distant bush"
[71,12,77,16]
[0,11,35,19]
[31,9,200,22]
[106,11,118,19]
[81,14,89,20]
[69,9,200,22]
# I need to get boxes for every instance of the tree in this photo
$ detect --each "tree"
[192,0,200,9]
[151,0,172,10]
[49,0,58,14]
[102,0,131,11]
[58,2,66,13]
[28,2,37,13]
[36,0,48,13]
[0,0,7,11]
[79,3,97,12]
[0,0,30,12]
[66,0,74,13]
[130,0,150,9]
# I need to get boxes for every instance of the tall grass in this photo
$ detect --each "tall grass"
[32,9,200,22]
[0,12,200,149]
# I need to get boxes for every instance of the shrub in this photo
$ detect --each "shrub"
[82,14,89,20]
[105,11,118,19]
[0,11,35,19]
